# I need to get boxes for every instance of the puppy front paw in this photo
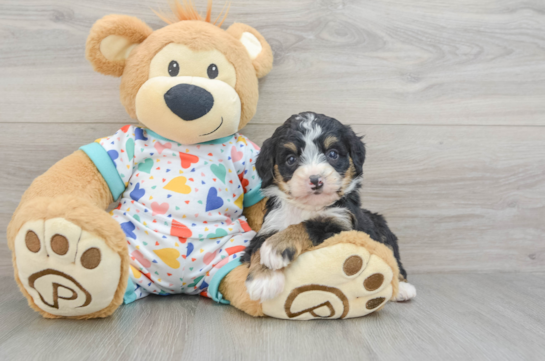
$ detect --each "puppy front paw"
[392,282,417,302]
[246,268,285,302]
[260,240,294,270]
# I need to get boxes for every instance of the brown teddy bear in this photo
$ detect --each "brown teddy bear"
[7,1,399,320]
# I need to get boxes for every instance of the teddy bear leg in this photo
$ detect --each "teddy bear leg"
[10,197,130,319]
[219,264,265,317]
[260,231,400,320]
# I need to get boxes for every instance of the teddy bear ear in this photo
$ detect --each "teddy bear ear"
[227,23,273,79]
[86,15,153,77]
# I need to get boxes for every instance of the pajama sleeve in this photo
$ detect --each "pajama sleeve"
[234,134,264,207]
[80,124,138,200]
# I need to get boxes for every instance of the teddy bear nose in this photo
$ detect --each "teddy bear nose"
[164,84,214,121]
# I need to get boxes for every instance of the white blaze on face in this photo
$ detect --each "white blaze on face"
[286,114,342,207]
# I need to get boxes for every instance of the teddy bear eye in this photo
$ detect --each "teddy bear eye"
[207,64,218,79]
[168,61,179,77]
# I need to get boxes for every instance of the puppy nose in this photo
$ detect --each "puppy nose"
[309,175,323,190]
[164,84,214,121]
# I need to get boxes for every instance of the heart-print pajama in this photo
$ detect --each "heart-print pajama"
[81,125,263,304]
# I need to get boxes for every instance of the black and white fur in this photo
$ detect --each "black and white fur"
[242,112,416,302]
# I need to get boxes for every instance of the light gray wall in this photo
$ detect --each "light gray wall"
[1,0,544,273]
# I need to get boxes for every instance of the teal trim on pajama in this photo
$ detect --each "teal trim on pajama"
[80,142,126,201]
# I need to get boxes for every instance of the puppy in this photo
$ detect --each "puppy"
[242,112,416,302]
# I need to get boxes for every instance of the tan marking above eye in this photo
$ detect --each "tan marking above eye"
[25,231,41,253]
[81,248,101,270]
[324,136,339,149]
[343,255,363,276]
[283,142,297,152]
[148,43,236,87]
[364,273,384,291]
[51,234,69,255]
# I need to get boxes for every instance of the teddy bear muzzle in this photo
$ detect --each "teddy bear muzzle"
[135,75,242,144]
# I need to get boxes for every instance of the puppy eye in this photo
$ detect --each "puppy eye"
[327,150,339,160]
[168,61,179,77]
[286,155,297,166]
[207,64,218,79]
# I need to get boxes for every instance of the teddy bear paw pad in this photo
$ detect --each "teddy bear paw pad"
[14,218,122,317]
[261,242,395,320]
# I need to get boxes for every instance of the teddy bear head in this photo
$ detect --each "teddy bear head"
[85,1,273,144]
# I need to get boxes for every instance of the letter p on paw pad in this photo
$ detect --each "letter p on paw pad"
[14,218,123,317]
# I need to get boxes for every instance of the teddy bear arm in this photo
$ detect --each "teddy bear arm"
[8,150,113,247]
[19,150,112,209]
[7,150,130,319]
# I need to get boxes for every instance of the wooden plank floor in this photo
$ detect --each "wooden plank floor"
[0,272,544,361]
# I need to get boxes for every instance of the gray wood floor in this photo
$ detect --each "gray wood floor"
[1,0,544,360]
[1,272,544,361]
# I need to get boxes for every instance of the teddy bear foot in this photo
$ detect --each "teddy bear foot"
[261,231,399,320]
[14,218,125,318]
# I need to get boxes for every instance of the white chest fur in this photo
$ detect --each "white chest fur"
[260,201,321,234]
[259,197,352,235]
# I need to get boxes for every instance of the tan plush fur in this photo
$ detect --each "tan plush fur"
[85,9,272,129]
[219,263,265,317]
[117,20,266,130]
[7,151,130,319]
[226,23,273,79]
[86,15,153,77]
[10,3,274,319]
[9,151,112,218]
[8,3,397,320]
[309,231,400,298]
[222,230,400,316]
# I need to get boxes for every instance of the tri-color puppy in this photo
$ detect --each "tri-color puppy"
[241,112,416,302]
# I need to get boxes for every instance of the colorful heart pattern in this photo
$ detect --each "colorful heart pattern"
[96,125,262,300]
[164,176,191,194]
[180,152,199,169]
[231,146,243,162]
[210,163,227,184]
[154,141,172,154]
[151,202,169,216]
[131,250,151,268]
[153,248,181,269]
[130,183,145,201]
[206,187,224,212]
[171,220,192,243]
[138,158,153,173]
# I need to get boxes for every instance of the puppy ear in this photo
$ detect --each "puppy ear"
[226,23,273,79]
[256,138,276,188]
[86,15,153,77]
[346,126,366,176]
